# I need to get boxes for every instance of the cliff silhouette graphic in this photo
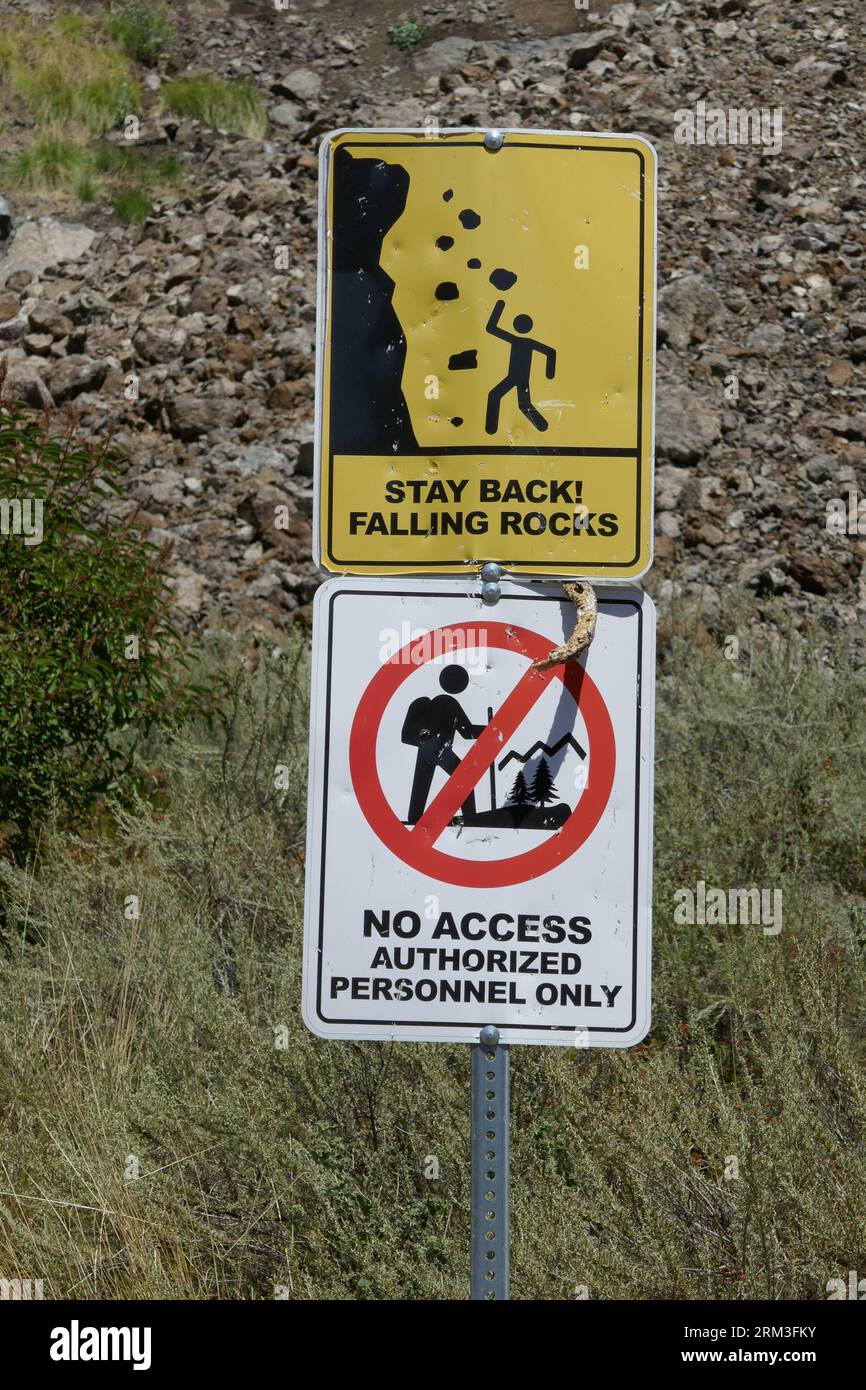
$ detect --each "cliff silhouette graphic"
[330,147,417,453]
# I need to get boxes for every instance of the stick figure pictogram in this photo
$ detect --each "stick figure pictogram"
[484,298,557,434]
[401,665,486,824]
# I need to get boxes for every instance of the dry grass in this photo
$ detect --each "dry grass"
[0,13,140,138]
[0,603,864,1299]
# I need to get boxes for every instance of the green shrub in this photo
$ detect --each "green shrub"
[112,185,152,222]
[388,19,425,51]
[93,143,181,187]
[105,1,174,66]
[92,142,138,175]
[4,138,181,208]
[74,172,99,203]
[0,394,215,860]
[148,151,181,182]
[160,74,267,138]
[4,135,84,191]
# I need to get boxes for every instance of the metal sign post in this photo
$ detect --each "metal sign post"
[470,1025,509,1300]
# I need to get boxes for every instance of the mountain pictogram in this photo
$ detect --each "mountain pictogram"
[497,731,586,771]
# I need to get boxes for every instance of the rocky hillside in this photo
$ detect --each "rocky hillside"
[1,0,863,643]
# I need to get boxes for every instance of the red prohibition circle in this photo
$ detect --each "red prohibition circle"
[348,621,616,889]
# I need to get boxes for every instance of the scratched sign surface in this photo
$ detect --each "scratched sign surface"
[315,128,657,577]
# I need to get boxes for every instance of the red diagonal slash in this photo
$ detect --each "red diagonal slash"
[350,620,615,889]
[411,662,558,844]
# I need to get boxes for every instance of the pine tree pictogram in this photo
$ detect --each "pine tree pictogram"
[508,770,530,804]
[528,756,558,806]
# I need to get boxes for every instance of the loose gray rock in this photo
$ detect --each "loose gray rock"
[0,297,38,343]
[50,356,109,403]
[746,322,787,357]
[658,274,725,351]
[229,443,291,478]
[656,383,722,465]
[740,555,790,595]
[167,394,238,441]
[414,37,476,74]
[655,463,689,510]
[1,360,53,410]
[171,566,207,616]
[23,333,53,355]
[28,301,73,339]
[567,30,618,69]
[274,68,322,103]
[269,102,303,128]
[132,323,188,364]
[804,454,836,483]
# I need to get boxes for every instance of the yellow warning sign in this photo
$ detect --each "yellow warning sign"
[316,129,656,577]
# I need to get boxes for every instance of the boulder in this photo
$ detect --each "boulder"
[238,490,311,564]
[0,218,97,287]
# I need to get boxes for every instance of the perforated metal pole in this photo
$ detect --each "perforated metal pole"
[470,1025,510,1299]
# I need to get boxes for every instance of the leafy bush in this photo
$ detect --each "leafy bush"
[388,19,425,51]
[105,1,174,66]
[160,75,267,138]
[0,393,215,860]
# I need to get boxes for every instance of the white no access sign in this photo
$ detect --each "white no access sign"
[302,578,654,1047]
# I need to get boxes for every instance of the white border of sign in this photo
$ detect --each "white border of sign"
[302,577,655,1047]
[312,127,658,580]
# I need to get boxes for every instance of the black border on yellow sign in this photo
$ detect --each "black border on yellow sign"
[323,138,650,572]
